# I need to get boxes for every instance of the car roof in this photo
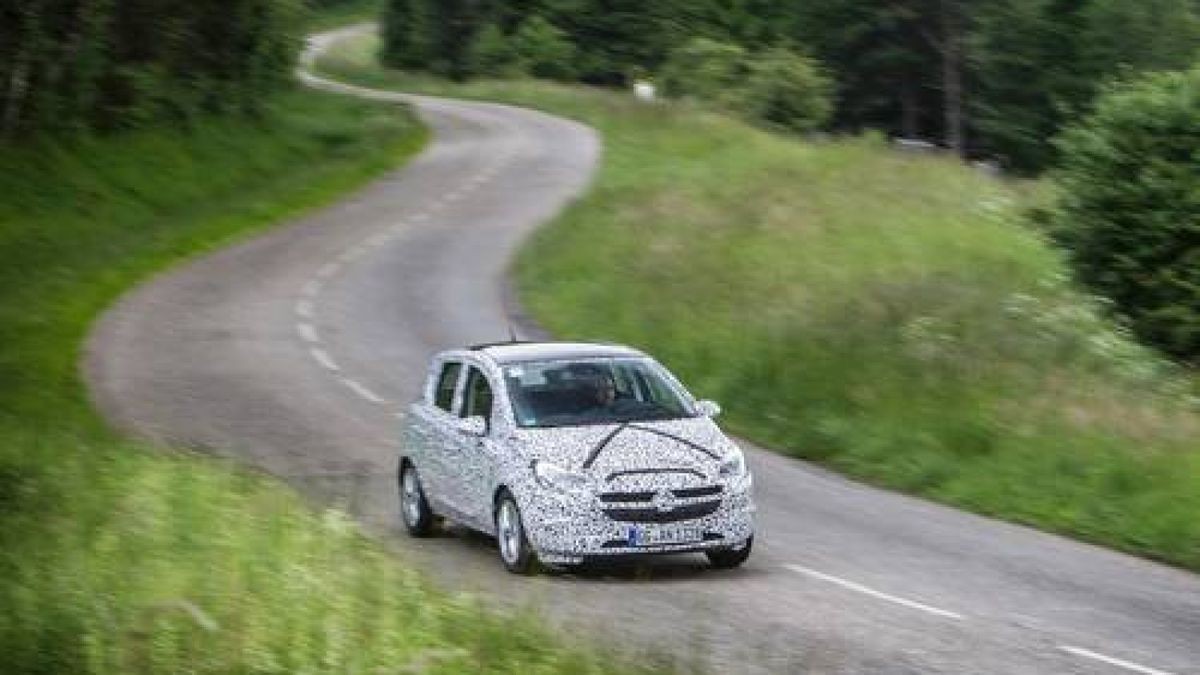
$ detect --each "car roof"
[465,341,646,365]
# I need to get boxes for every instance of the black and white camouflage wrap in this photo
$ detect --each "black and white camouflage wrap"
[401,343,755,565]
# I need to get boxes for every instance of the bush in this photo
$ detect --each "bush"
[739,48,834,134]
[658,41,832,134]
[468,23,518,76]
[659,38,748,106]
[1051,66,1200,363]
[511,16,576,81]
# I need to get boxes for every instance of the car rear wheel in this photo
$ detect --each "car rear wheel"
[495,491,536,574]
[706,536,753,569]
[399,462,434,537]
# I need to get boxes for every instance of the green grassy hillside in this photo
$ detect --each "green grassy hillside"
[317,32,1200,571]
[0,84,646,673]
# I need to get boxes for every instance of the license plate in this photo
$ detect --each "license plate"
[627,526,702,547]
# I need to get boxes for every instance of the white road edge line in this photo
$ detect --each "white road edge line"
[309,347,339,372]
[342,378,385,404]
[784,564,964,621]
[1059,646,1175,675]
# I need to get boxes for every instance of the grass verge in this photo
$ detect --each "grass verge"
[0,83,646,672]
[316,31,1200,571]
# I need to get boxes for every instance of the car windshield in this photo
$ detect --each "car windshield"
[503,358,696,428]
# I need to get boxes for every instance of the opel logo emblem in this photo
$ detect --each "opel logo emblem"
[653,489,676,512]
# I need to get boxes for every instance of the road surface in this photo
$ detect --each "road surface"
[85,26,1200,675]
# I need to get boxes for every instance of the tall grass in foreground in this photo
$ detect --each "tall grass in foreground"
[0,87,643,673]
[317,33,1200,570]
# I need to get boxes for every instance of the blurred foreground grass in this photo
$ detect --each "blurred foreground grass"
[0,86,646,673]
[318,31,1200,570]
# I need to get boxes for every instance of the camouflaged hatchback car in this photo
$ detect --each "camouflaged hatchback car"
[398,342,755,573]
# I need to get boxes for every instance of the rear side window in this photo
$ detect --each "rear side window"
[461,367,494,421]
[433,362,461,411]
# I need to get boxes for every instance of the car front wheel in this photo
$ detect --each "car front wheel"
[706,536,753,569]
[399,462,434,537]
[495,491,536,574]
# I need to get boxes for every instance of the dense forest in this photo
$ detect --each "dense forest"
[382,0,1200,171]
[0,0,308,136]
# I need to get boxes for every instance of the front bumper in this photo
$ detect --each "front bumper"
[525,489,755,564]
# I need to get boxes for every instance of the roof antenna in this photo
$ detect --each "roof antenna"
[507,321,519,343]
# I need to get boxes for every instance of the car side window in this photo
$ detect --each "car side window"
[461,367,494,424]
[433,362,461,412]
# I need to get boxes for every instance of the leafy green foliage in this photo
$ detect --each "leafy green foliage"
[659,38,748,104]
[0,0,307,136]
[381,0,430,69]
[512,16,577,80]
[376,0,1199,171]
[972,0,1200,172]
[660,39,832,134]
[469,23,519,77]
[740,48,833,133]
[1051,67,1200,363]
[381,0,480,79]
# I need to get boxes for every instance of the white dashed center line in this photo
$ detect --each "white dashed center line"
[785,564,964,620]
[285,111,518,411]
[342,378,384,404]
[1059,646,1175,675]
[296,322,319,343]
[309,347,339,372]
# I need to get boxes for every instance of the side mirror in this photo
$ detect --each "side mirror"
[457,415,487,436]
[695,399,722,417]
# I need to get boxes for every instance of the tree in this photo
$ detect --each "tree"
[659,37,747,105]
[381,0,428,69]
[511,15,576,80]
[970,0,1088,170]
[1080,0,1200,78]
[1051,67,1200,363]
[740,47,834,134]
[786,0,937,139]
[971,0,1199,172]
[468,22,517,76]
[1,0,304,137]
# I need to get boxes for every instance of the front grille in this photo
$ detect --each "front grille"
[599,490,654,504]
[603,500,721,523]
[673,485,722,499]
[599,485,723,504]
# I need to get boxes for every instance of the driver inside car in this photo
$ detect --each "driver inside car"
[575,368,639,420]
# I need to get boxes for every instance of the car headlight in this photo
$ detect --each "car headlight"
[718,451,752,490]
[532,460,591,494]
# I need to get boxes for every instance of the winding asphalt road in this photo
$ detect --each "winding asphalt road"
[85,26,1200,675]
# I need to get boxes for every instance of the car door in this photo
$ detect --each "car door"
[412,359,465,517]
[456,364,500,529]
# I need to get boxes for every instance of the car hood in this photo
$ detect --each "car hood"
[512,417,738,484]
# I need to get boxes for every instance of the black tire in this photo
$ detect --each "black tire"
[494,491,537,575]
[399,462,435,537]
[706,536,753,569]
